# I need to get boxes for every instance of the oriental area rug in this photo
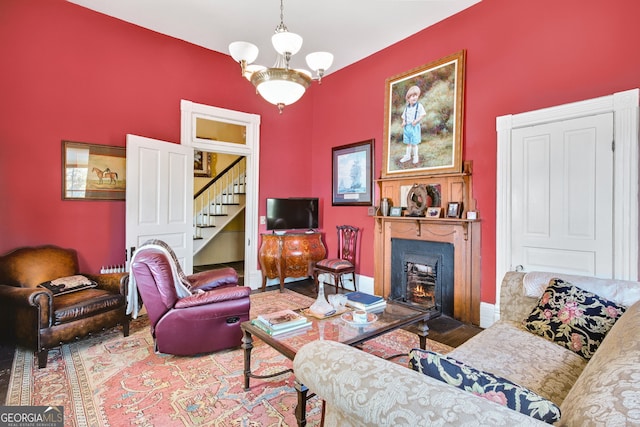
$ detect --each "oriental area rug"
[6,289,452,426]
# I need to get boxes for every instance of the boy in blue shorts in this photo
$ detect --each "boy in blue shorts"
[400,85,427,164]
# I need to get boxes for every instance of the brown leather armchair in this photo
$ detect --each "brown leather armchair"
[0,245,129,368]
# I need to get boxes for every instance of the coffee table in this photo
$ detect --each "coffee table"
[241,301,432,427]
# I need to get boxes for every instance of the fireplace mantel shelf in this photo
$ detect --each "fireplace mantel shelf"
[375,216,479,240]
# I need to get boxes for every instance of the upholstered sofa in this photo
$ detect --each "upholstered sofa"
[293,271,640,426]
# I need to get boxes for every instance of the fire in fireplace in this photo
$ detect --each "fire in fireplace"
[406,261,437,308]
[389,238,454,317]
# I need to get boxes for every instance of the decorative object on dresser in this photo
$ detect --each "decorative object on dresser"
[332,139,374,206]
[382,50,466,177]
[0,245,130,368]
[128,241,250,355]
[313,225,360,293]
[260,231,327,292]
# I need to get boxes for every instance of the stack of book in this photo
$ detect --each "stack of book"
[251,309,312,336]
[344,291,387,312]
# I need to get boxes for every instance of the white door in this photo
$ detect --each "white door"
[126,134,194,273]
[510,113,613,276]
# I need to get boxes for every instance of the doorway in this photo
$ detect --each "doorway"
[181,100,261,288]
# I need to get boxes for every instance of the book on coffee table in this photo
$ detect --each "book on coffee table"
[257,309,309,330]
[251,317,312,336]
[344,291,386,312]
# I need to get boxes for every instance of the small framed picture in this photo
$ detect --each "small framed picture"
[447,202,462,218]
[389,206,403,217]
[426,207,442,218]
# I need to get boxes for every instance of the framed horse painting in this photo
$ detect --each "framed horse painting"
[62,140,126,200]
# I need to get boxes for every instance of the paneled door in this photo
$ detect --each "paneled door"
[510,113,613,276]
[125,134,194,273]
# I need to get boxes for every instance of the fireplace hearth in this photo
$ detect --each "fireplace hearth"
[389,238,454,317]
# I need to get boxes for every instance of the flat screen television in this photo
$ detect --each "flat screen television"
[266,198,319,231]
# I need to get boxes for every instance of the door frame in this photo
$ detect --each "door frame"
[180,100,261,289]
[496,88,639,314]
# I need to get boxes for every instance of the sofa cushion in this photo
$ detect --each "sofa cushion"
[409,349,561,423]
[523,278,626,360]
[449,320,586,405]
[39,275,98,296]
[559,300,640,426]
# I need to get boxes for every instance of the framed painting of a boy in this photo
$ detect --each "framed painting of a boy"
[382,50,465,178]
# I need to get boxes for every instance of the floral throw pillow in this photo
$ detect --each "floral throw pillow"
[523,278,626,360]
[409,349,561,423]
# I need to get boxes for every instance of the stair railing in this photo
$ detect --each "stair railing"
[194,157,246,236]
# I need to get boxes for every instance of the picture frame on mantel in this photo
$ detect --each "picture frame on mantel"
[332,139,374,206]
[62,140,126,201]
[382,50,466,178]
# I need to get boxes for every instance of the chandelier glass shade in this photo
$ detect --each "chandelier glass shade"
[228,0,333,113]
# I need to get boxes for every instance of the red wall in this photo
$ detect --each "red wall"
[311,0,640,303]
[0,0,313,270]
[2,0,640,305]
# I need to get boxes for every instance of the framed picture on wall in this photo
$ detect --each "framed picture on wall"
[62,140,126,201]
[194,150,211,177]
[332,139,374,206]
[382,50,466,178]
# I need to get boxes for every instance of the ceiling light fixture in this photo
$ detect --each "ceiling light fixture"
[228,0,333,114]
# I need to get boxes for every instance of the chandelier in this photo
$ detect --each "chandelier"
[228,0,333,113]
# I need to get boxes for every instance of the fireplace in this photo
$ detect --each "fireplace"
[389,238,454,317]
[373,163,481,325]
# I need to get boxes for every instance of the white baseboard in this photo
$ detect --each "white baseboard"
[480,302,498,328]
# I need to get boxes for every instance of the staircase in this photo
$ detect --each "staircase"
[193,157,246,256]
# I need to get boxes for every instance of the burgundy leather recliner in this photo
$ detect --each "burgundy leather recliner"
[129,247,251,355]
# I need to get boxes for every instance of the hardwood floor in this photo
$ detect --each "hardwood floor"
[0,273,482,403]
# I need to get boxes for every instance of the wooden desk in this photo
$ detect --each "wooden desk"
[259,232,326,292]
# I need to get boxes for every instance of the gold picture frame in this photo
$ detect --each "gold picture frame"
[62,140,126,201]
[194,150,211,177]
[382,50,466,177]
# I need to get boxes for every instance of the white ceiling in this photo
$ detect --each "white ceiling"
[67,0,480,75]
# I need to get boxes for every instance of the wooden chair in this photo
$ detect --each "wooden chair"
[313,225,360,293]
